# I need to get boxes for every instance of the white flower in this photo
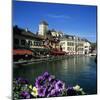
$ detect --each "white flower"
[81,91,85,95]
[29,85,38,97]
[73,85,81,91]
[31,87,38,97]
[29,85,32,89]
[79,88,83,91]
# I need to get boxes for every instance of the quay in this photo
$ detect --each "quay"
[13,55,68,65]
[13,54,89,65]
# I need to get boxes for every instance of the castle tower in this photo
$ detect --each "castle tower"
[38,21,48,36]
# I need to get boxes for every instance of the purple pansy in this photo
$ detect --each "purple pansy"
[55,80,65,91]
[35,76,44,88]
[48,84,55,92]
[49,75,55,83]
[38,86,46,97]
[43,72,50,80]
[17,77,28,84]
[50,89,60,97]
[20,91,30,99]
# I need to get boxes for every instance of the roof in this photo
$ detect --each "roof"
[13,25,44,40]
[82,38,91,43]
[60,35,74,40]
[62,35,89,42]
[64,34,74,38]
[51,29,56,32]
[40,21,48,25]
[13,25,35,37]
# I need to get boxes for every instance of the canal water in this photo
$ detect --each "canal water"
[13,56,97,95]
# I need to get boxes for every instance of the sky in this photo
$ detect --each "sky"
[13,1,97,42]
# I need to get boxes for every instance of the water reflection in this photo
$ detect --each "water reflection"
[13,56,97,94]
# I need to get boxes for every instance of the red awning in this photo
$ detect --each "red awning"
[13,49,33,55]
[50,50,66,55]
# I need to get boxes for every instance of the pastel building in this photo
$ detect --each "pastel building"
[60,35,91,55]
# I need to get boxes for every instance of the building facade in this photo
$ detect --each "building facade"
[84,41,91,54]
[13,20,91,59]
[13,25,50,61]
[38,21,63,52]
[60,35,91,55]
[13,25,44,50]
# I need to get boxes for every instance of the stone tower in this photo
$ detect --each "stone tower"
[38,21,48,36]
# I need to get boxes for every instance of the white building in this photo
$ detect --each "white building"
[51,29,63,37]
[84,40,91,54]
[60,35,91,55]
[38,21,48,36]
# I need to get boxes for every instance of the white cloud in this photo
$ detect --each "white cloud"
[47,14,71,19]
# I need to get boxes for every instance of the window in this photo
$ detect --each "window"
[67,47,70,51]
[79,43,83,46]
[85,46,88,48]
[34,41,40,46]
[68,37,72,39]
[21,40,26,45]
[37,42,40,46]
[62,47,65,50]
[34,41,37,46]
[67,42,74,46]
[72,43,74,46]
[78,48,83,51]
[28,40,32,46]
[38,41,42,46]
[14,38,19,45]
[67,42,70,46]
[81,48,83,51]
[61,42,65,45]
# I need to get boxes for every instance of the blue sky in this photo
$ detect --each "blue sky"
[13,1,97,42]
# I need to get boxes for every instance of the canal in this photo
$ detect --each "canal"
[13,56,97,95]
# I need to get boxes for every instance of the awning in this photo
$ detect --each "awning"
[31,48,50,52]
[50,50,66,55]
[13,49,33,55]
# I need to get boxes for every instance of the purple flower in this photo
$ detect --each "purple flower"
[51,89,57,96]
[38,86,46,97]
[55,80,65,91]
[48,85,55,92]
[20,91,30,99]
[17,77,28,84]
[35,76,44,88]
[66,87,77,96]
[49,75,55,83]
[49,89,60,97]
[43,72,50,80]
